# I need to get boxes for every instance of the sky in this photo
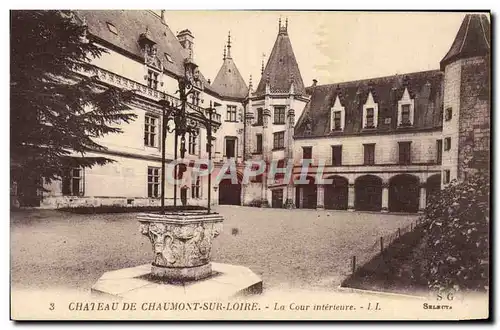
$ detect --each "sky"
[163,11,472,88]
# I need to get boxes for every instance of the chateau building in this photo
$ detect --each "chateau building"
[26,11,489,213]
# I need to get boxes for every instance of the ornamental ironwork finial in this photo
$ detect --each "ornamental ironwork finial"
[261,53,265,75]
[226,31,232,58]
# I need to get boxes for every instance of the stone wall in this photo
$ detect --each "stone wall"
[40,195,210,209]
[442,60,462,185]
[458,56,490,180]
[293,130,443,166]
[242,182,264,206]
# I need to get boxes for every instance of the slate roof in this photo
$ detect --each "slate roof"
[255,24,305,96]
[440,13,490,70]
[73,10,216,93]
[211,41,248,100]
[295,70,444,137]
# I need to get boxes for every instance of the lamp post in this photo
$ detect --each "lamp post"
[157,98,174,215]
[156,59,220,215]
[160,100,167,213]
[132,61,229,287]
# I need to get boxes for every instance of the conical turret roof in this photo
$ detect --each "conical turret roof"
[440,13,490,70]
[255,18,305,96]
[211,32,248,99]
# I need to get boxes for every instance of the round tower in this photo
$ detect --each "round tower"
[440,14,490,187]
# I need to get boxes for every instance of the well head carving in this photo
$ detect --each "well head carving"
[138,211,224,280]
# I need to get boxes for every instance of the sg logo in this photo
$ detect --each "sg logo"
[437,292,454,301]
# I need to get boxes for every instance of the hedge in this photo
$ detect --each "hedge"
[421,172,489,293]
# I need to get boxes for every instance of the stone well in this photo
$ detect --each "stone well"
[92,210,262,300]
[137,211,224,281]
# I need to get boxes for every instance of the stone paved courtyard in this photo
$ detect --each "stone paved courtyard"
[11,206,417,292]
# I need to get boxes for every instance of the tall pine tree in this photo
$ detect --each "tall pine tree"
[11,10,136,204]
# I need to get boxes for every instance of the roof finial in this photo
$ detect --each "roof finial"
[261,53,265,75]
[403,74,409,87]
[278,16,288,35]
[226,31,232,59]
[160,10,166,24]
[80,17,88,43]
[223,44,226,60]
[249,74,253,89]
[279,16,281,30]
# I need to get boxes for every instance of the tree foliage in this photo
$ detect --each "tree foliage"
[10,10,136,190]
[422,172,489,292]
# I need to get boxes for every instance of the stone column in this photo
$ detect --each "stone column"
[347,183,355,211]
[260,108,272,208]
[316,184,325,210]
[244,93,254,161]
[381,182,389,213]
[284,109,296,209]
[241,110,254,206]
[419,183,427,214]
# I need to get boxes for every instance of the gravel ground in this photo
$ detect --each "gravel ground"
[11,206,417,292]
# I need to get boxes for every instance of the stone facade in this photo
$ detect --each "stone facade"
[19,11,489,214]
[458,56,490,180]
[442,60,462,186]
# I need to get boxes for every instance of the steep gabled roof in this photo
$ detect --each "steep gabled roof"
[73,10,217,93]
[75,10,186,76]
[211,34,248,100]
[440,13,490,70]
[295,70,444,137]
[255,20,305,96]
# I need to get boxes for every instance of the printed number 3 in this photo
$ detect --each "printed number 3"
[49,303,55,311]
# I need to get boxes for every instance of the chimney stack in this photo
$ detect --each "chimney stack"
[176,29,194,60]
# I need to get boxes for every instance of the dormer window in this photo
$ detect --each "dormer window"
[106,22,118,35]
[147,70,159,90]
[330,95,345,131]
[333,111,341,130]
[398,88,414,127]
[190,91,201,106]
[366,108,375,128]
[362,91,378,129]
[401,104,411,125]
[139,27,156,50]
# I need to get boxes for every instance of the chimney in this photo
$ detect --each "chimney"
[312,79,318,87]
[208,78,211,84]
[177,29,194,60]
